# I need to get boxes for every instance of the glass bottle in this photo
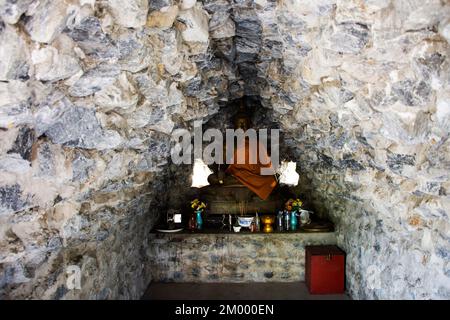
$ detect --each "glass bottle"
[250,220,256,232]
[196,210,203,230]
[284,210,290,231]
[277,211,284,231]
[290,210,298,231]
[188,213,196,231]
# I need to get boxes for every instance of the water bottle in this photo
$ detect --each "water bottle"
[196,210,203,230]
[277,211,284,231]
[284,210,290,231]
[290,211,298,231]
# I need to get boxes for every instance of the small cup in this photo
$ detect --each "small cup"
[233,226,241,233]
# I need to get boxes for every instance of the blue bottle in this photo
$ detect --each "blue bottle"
[196,211,203,230]
[290,211,298,231]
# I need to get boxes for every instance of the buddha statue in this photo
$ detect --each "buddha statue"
[207,101,278,201]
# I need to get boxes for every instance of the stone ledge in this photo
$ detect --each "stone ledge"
[150,229,336,237]
[150,227,335,236]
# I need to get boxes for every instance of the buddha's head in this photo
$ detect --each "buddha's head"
[233,100,252,131]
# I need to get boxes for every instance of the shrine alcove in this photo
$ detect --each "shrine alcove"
[0,0,449,300]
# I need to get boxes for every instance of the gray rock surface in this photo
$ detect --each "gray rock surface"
[64,16,119,61]
[24,0,72,43]
[31,46,81,82]
[106,0,148,28]
[0,0,34,24]
[0,23,29,81]
[0,0,449,301]
[68,64,120,97]
[43,102,123,150]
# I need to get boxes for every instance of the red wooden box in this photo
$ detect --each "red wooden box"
[305,245,346,294]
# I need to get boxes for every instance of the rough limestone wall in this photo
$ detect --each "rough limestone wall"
[248,0,450,299]
[0,0,229,299]
[184,0,450,298]
[1,0,450,300]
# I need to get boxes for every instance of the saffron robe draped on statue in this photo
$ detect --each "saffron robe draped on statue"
[226,139,277,200]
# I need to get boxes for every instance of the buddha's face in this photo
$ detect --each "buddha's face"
[234,117,251,131]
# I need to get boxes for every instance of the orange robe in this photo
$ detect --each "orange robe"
[226,139,277,200]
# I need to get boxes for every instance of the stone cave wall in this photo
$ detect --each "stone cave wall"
[1,0,449,300]
[0,0,222,299]
[255,0,450,299]
[164,0,450,299]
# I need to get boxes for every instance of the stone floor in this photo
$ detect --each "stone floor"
[142,282,349,300]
